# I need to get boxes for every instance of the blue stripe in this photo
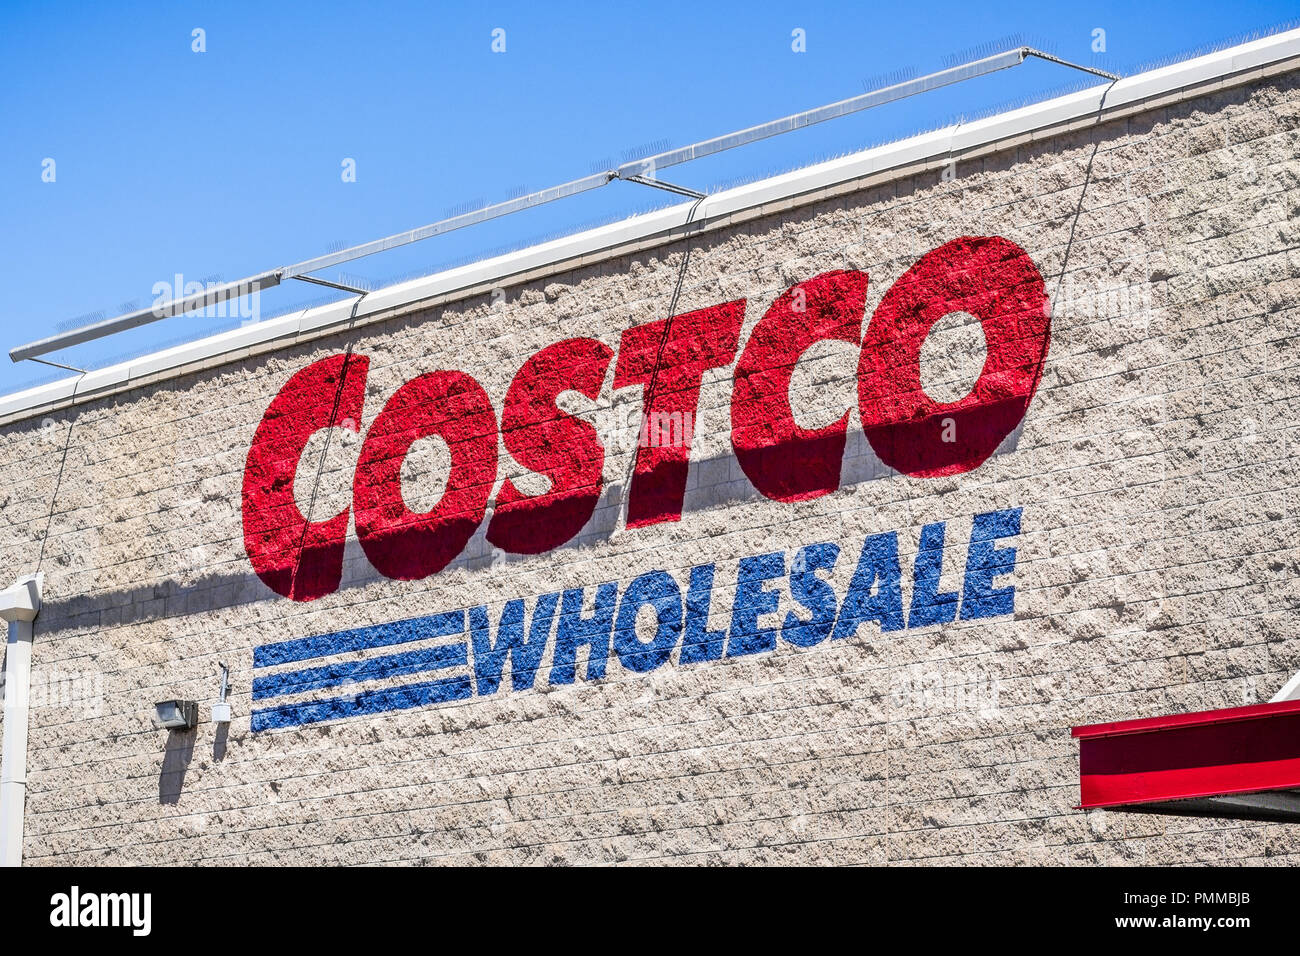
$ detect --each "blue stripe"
[253,610,465,668]
[251,643,468,701]
[250,675,474,731]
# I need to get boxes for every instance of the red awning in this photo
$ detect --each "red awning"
[1072,699,1300,821]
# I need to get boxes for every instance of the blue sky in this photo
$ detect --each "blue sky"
[1,0,1296,396]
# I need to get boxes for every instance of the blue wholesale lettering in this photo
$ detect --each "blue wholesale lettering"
[908,522,960,628]
[614,570,684,673]
[783,543,840,647]
[469,593,558,695]
[830,531,905,640]
[961,509,1021,619]
[680,565,727,664]
[550,583,618,685]
[726,552,785,657]
[250,507,1025,731]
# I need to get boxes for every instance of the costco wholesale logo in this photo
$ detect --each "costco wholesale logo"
[242,237,1051,731]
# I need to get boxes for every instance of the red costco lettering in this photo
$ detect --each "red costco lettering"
[242,353,369,601]
[732,270,870,502]
[353,371,498,580]
[240,236,1051,601]
[486,337,614,554]
[857,236,1050,477]
[614,300,744,527]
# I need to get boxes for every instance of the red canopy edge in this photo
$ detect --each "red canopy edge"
[1071,699,1300,814]
[1071,698,1300,739]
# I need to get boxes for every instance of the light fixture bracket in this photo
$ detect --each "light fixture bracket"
[153,699,198,731]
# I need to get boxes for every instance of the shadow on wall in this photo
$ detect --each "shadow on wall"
[37,422,1024,633]
[213,722,229,762]
[158,728,196,805]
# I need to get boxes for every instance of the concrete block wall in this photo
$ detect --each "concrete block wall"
[1,62,1299,865]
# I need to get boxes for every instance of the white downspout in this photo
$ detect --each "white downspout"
[0,573,43,867]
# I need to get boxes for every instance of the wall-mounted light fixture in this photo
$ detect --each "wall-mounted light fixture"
[211,663,232,724]
[153,699,197,731]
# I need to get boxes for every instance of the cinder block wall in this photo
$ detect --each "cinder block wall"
[2,63,1299,865]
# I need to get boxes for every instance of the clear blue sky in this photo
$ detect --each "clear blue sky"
[1,0,1296,396]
